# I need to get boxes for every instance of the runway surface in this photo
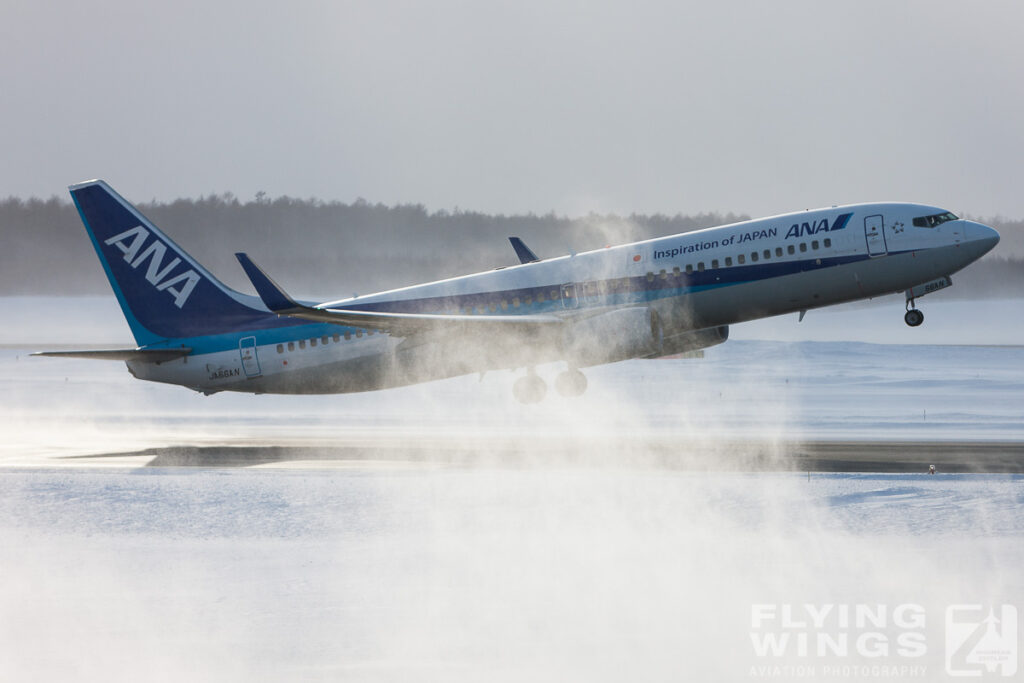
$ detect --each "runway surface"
[3,466,1022,682]
[3,311,1023,680]
[4,335,1023,471]
[54,439,1024,472]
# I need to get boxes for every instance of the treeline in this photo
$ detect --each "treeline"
[0,194,747,297]
[1,194,1021,299]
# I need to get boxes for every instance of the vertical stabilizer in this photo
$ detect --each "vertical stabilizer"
[70,180,270,345]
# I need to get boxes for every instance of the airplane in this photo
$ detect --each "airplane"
[35,180,1000,403]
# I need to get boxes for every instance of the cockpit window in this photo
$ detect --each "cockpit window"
[912,211,958,228]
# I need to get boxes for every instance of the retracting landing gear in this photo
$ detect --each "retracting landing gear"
[554,367,588,397]
[904,297,924,327]
[903,276,955,327]
[512,370,547,404]
[512,366,589,403]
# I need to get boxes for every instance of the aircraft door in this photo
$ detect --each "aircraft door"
[561,283,579,309]
[864,214,888,257]
[239,336,262,377]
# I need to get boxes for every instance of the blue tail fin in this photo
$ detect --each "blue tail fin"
[70,180,272,345]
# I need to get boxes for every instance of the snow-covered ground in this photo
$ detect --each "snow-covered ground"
[1,297,1022,681]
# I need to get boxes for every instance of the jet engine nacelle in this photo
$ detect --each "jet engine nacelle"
[654,325,729,358]
[564,307,664,367]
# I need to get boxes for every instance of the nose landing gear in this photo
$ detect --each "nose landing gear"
[904,298,924,327]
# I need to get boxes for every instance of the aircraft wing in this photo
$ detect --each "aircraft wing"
[508,236,540,264]
[235,253,565,336]
[31,348,191,362]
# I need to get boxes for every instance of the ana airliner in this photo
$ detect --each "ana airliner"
[35,180,1000,403]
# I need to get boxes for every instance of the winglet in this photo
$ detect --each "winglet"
[508,237,540,264]
[235,253,301,312]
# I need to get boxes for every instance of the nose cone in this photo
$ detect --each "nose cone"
[967,221,1000,256]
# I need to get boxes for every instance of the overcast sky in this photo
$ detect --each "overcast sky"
[2,0,1022,218]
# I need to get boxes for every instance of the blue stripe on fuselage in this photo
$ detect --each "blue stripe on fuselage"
[335,251,876,313]
[167,251,882,355]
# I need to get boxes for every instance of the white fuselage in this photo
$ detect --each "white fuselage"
[127,202,998,395]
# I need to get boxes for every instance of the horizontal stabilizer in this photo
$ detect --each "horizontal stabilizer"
[32,348,191,362]
[236,253,564,335]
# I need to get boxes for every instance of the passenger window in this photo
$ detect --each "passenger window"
[800,243,807,253]
[276,344,284,354]
[751,252,759,262]
[525,295,534,305]
[711,259,719,269]
[812,240,819,250]
[788,245,795,255]
[738,254,746,265]
[659,269,667,280]
[537,292,545,303]
[824,238,832,248]
[697,262,705,272]
[550,291,558,300]
[344,331,351,340]
[322,336,328,344]
[646,272,655,283]
[513,297,520,308]
[775,247,783,257]
[763,249,771,260]
[686,264,694,275]
[333,334,340,343]
[299,340,306,349]
[725,257,733,267]
[288,341,295,351]
[672,266,680,276]
[355,329,363,338]
[501,300,508,310]
[310,338,317,347]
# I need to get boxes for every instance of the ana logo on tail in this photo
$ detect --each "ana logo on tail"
[104,226,201,308]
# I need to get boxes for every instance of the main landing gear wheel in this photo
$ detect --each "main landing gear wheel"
[513,373,547,404]
[904,309,924,327]
[555,368,588,397]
